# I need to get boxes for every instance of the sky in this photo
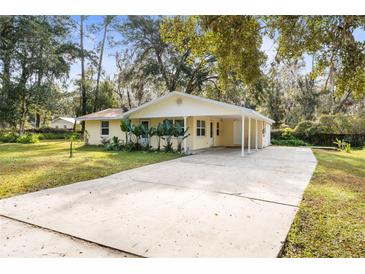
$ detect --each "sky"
[68,16,365,90]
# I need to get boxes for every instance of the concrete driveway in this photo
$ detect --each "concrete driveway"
[0,146,316,257]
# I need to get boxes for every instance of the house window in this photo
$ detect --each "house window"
[175,119,184,136]
[64,125,67,129]
[141,121,149,137]
[165,119,173,126]
[141,121,149,130]
[101,121,109,136]
[216,122,220,136]
[196,120,205,136]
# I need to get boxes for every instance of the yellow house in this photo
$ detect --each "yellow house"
[76,92,274,156]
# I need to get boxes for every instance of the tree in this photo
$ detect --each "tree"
[160,16,266,91]
[266,16,365,101]
[92,16,117,112]
[79,15,87,132]
[0,16,18,128]
[116,16,217,95]
[115,49,154,110]
[0,16,75,133]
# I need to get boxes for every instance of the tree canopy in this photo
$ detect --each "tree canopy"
[1,15,364,132]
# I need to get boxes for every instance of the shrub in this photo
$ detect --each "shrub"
[333,138,351,153]
[271,127,309,147]
[16,134,40,144]
[27,127,73,134]
[345,143,351,153]
[124,142,135,152]
[0,132,18,143]
[38,132,78,140]
[281,127,295,139]
[271,138,308,146]
[104,136,123,151]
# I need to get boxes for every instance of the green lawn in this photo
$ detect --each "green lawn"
[0,140,180,199]
[282,148,365,258]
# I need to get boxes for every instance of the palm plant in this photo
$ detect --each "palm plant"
[161,120,174,152]
[333,138,346,151]
[174,123,190,153]
[141,124,156,150]
[130,124,144,150]
[155,123,165,151]
[120,119,131,144]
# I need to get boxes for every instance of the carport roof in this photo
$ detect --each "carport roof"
[77,92,275,124]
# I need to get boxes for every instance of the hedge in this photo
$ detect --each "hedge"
[26,128,81,140]
[296,133,365,147]
[272,129,365,147]
[25,127,74,134]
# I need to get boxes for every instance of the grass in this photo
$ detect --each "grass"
[0,140,180,199]
[282,148,365,258]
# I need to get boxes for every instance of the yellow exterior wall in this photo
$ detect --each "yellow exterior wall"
[190,116,223,150]
[258,120,264,149]
[220,118,263,148]
[220,118,248,147]
[85,118,194,150]
[221,119,234,147]
[85,120,100,145]
[84,116,270,150]
[85,120,126,145]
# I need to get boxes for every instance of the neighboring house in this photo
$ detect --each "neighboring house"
[77,92,274,156]
[50,117,77,130]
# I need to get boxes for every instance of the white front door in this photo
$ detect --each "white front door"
[209,121,214,147]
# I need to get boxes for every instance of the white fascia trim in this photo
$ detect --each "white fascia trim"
[76,117,123,121]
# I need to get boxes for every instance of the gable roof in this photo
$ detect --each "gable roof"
[123,92,275,124]
[76,92,274,124]
[52,117,76,124]
[76,108,124,121]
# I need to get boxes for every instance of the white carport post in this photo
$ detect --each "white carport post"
[255,119,258,151]
[248,117,251,154]
[241,114,245,157]
[183,116,187,153]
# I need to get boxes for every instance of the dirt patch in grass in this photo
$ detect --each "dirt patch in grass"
[0,141,180,199]
[281,149,365,258]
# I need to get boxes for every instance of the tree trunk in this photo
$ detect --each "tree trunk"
[19,95,27,134]
[35,113,41,128]
[80,15,87,133]
[93,19,109,112]
[127,88,132,109]
[155,51,172,92]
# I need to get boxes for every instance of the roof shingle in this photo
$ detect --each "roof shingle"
[76,108,124,121]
